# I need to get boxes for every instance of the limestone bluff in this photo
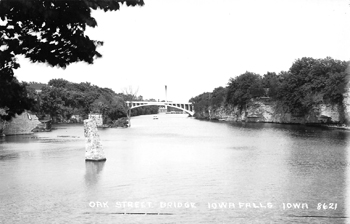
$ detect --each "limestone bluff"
[190,57,350,127]
[194,98,347,125]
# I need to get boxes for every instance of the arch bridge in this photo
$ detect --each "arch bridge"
[125,101,194,116]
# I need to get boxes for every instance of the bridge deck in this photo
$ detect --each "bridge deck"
[125,101,194,116]
[125,101,192,105]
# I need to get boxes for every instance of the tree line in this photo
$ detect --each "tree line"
[23,78,158,123]
[0,0,144,121]
[190,57,349,116]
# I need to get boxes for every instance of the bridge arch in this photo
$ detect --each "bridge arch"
[163,105,193,116]
[126,101,194,116]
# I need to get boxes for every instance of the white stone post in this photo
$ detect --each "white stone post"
[84,119,106,161]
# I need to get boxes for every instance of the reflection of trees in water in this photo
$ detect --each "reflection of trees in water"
[84,161,105,186]
[230,122,350,142]
[0,153,19,160]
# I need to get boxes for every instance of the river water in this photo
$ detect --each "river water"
[0,114,350,223]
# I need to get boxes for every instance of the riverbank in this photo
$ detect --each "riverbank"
[194,98,350,130]
[199,117,350,130]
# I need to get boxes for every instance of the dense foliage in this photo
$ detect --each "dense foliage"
[276,57,348,115]
[0,0,144,120]
[210,87,226,108]
[28,79,158,123]
[191,57,349,116]
[226,72,265,109]
[0,0,144,67]
[190,92,211,114]
[0,74,33,121]
[262,72,279,99]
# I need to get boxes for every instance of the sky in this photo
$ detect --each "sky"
[14,0,350,102]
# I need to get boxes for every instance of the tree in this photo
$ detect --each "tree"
[37,80,130,123]
[0,0,144,119]
[48,78,70,88]
[39,86,67,121]
[276,57,349,115]
[0,0,144,67]
[323,71,348,104]
[90,87,127,122]
[226,71,264,108]
[210,86,226,109]
[262,72,280,98]
[0,74,33,121]
[121,86,139,126]
[190,92,211,113]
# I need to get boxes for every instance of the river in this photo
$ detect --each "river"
[0,114,349,223]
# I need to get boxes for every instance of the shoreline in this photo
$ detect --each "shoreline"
[196,117,350,131]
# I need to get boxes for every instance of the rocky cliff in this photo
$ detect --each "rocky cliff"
[0,112,41,136]
[195,98,344,125]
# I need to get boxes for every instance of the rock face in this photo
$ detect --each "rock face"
[196,98,343,125]
[84,119,106,161]
[1,112,41,136]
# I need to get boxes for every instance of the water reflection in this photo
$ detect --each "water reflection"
[84,161,105,187]
[222,121,349,220]
[0,135,38,144]
[346,136,350,221]
[1,116,350,223]
[0,152,19,160]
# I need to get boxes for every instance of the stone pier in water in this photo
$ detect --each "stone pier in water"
[84,119,106,161]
